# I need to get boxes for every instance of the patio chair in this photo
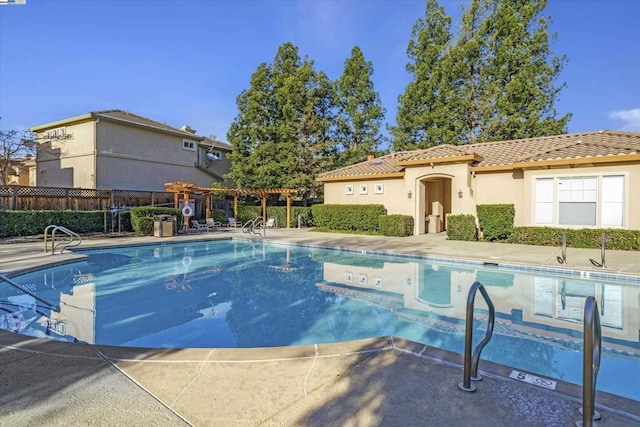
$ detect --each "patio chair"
[190,220,207,232]
[227,217,242,228]
[265,218,276,228]
[205,218,222,231]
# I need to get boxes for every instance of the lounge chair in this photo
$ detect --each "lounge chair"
[205,218,222,231]
[227,217,242,228]
[190,220,207,232]
[265,218,276,228]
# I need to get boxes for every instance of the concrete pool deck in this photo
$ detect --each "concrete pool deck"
[0,229,639,426]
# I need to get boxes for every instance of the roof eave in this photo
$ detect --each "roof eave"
[396,153,483,167]
[470,153,640,173]
[96,114,205,140]
[317,172,405,183]
[29,113,94,132]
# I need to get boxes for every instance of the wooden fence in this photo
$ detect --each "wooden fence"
[0,185,195,212]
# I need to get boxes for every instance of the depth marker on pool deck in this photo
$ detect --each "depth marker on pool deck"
[509,370,557,390]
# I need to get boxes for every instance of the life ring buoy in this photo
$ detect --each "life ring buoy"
[182,206,193,217]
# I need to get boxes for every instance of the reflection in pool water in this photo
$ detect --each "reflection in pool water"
[1,240,638,401]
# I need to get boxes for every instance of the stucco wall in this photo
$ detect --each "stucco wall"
[323,178,406,214]
[36,120,96,188]
[95,121,212,191]
[472,170,525,225]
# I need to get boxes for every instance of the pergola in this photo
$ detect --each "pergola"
[164,181,298,230]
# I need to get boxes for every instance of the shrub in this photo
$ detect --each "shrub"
[312,204,387,232]
[379,214,414,237]
[446,214,478,241]
[476,204,515,241]
[0,210,106,237]
[511,227,640,250]
[209,208,227,224]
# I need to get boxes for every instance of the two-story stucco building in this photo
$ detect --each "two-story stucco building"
[29,110,232,191]
[317,130,640,235]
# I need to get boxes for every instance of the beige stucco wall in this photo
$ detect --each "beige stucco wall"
[472,170,525,225]
[323,177,407,211]
[35,120,96,188]
[95,121,213,191]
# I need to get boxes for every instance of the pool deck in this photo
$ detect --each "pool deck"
[1,229,639,426]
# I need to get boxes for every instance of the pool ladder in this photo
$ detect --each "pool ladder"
[44,225,82,255]
[578,296,602,427]
[458,281,495,392]
[242,217,265,239]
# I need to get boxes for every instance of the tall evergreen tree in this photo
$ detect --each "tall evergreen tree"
[334,46,386,166]
[479,0,571,141]
[393,0,570,149]
[390,0,452,151]
[226,42,335,199]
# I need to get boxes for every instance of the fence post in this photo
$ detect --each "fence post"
[12,186,18,210]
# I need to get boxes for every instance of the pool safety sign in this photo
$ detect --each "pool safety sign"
[509,370,557,390]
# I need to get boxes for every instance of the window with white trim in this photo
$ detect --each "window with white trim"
[534,175,624,228]
[182,139,196,151]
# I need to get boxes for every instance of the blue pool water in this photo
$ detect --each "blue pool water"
[1,239,638,401]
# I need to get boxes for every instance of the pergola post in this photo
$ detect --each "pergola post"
[205,194,211,219]
[286,194,291,229]
[233,193,238,219]
[261,195,267,223]
[183,192,190,232]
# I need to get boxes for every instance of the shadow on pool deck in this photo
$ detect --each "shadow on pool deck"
[0,229,639,426]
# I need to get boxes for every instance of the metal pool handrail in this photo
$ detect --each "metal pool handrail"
[589,233,607,269]
[0,273,60,312]
[557,230,567,264]
[44,225,82,254]
[577,296,602,427]
[458,281,495,392]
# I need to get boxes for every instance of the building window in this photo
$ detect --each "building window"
[183,140,196,151]
[359,184,368,195]
[534,175,624,228]
[345,185,354,195]
[44,127,65,140]
[374,184,384,194]
[558,177,597,226]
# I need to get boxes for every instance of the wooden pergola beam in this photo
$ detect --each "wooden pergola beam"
[164,182,299,228]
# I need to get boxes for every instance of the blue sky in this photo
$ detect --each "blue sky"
[1,0,639,145]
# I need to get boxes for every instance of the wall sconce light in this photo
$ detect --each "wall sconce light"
[407,190,412,199]
[458,189,463,198]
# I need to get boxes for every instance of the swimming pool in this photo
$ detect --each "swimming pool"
[1,239,638,401]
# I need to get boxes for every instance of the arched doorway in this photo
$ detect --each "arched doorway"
[419,176,452,234]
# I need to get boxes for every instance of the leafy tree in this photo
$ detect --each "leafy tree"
[334,46,386,166]
[390,0,453,150]
[0,129,33,185]
[478,0,571,141]
[392,0,570,149]
[226,42,335,200]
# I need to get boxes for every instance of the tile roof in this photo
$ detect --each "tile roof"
[92,110,203,139]
[317,152,409,180]
[317,130,640,180]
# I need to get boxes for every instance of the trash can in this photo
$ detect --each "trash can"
[154,215,175,237]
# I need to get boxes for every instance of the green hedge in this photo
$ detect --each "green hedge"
[130,207,182,236]
[477,204,514,241]
[379,214,414,237]
[0,210,107,237]
[235,206,314,228]
[311,204,387,232]
[446,214,478,241]
[511,227,640,250]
